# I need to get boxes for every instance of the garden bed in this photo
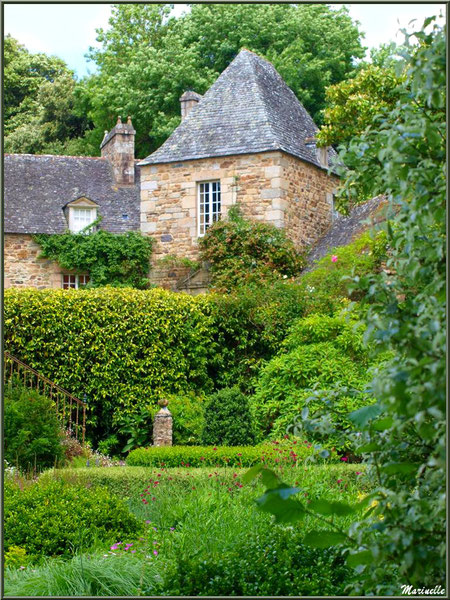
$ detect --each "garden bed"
[4,462,368,596]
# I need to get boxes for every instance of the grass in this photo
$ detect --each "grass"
[4,463,370,596]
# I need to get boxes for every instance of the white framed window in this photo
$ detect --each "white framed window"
[69,206,97,233]
[62,274,90,289]
[198,180,221,236]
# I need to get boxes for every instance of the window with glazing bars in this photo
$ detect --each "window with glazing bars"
[198,181,221,236]
[62,274,90,289]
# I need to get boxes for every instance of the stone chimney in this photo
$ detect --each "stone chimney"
[100,116,136,185]
[305,136,329,169]
[180,91,202,120]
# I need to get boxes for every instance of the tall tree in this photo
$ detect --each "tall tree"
[4,35,91,155]
[317,43,404,148]
[86,3,365,158]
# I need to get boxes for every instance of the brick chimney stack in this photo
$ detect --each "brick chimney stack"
[100,116,136,185]
[180,91,202,120]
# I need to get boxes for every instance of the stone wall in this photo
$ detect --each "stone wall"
[282,153,339,249]
[140,151,339,288]
[4,233,62,289]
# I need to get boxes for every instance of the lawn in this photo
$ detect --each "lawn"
[4,462,370,596]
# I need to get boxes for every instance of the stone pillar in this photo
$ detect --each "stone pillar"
[153,399,173,446]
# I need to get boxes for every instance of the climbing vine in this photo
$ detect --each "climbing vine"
[33,228,154,289]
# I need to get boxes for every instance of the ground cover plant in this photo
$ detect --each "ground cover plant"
[4,457,370,596]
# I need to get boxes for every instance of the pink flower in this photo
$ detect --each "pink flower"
[356,471,362,475]
[337,479,343,484]
[153,550,158,556]
[331,255,338,262]
[340,456,348,462]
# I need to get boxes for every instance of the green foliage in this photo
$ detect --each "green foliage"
[40,466,158,500]
[4,35,90,154]
[317,63,402,148]
[163,392,205,446]
[299,230,388,313]
[199,205,306,291]
[4,546,33,570]
[33,229,154,289]
[250,17,446,595]
[4,383,64,471]
[166,527,348,596]
[5,464,364,596]
[251,314,374,445]
[4,288,214,442]
[126,441,318,468]
[202,387,255,446]
[206,282,307,392]
[4,478,143,561]
[97,434,120,457]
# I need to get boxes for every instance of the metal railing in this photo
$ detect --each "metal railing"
[3,351,86,445]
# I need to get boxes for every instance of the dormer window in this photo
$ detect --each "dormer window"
[66,197,98,233]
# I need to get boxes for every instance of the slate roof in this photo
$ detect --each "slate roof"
[4,154,140,234]
[139,49,338,170]
[305,196,387,269]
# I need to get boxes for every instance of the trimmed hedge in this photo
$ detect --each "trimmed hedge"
[4,288,213,439]
[126,441,325,468]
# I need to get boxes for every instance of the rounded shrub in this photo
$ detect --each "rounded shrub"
[201,387,255,446]
[4,478,143,561]
[4,383,64,471]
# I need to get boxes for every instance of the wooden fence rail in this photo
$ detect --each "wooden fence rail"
[3,351,86,445]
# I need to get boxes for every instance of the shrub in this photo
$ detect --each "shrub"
[165,527,349,596]
[206,282,306,392]
[4,383,64,471]
[162,392,205,446]
[4,478,143,561]
[201,387,255,446]
[299,230,387,315]
[199,205,306,291]
[251,314,374,445]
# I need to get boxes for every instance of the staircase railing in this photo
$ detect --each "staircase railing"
[3,351,86,445]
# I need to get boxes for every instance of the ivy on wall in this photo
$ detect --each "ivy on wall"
[33,229,154,289]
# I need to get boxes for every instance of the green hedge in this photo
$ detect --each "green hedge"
[4,288,213,440]
[3,287,307,443]
[126,442,323,468]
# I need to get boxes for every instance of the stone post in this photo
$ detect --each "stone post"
[153,399,173,446]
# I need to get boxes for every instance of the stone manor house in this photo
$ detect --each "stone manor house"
[4,49,343,291]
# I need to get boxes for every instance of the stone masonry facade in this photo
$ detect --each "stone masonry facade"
[140,150,339,286]
[4,234,62,289]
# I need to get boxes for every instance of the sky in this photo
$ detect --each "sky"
[3,2,446,78]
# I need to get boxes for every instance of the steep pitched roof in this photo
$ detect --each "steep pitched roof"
[4,154,140,234]
[138,49,337,169]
